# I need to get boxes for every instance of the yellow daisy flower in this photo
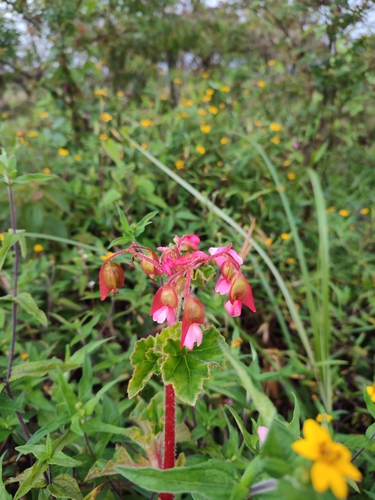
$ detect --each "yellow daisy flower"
[94,89,108,97]
[257,81,266,88]
[140,119,153,127]
[287,172,296,180]
[27,131,38,138]
[34,244,44,252]
[58,148,69,156]
[339,209,350,217]
[173,78,182,85]
[208,106,218,115]
[117,91,124,97]
[43,167,51,174]
[21,353,29,360]
[74,155,82,161]
[280,233,291,240]
[268,60,276,66]
[101,112,113,122]
[198,109,207,116]
[221,85,230,92]
[200,125,211,133]
[366,384,375,402]
[283,160,291,167]
[270,123,282,132]
[271,137,280,144]
[360,207,369,214]
[196,145,205,154]
[175,160,184,169]
[220,137,228,145]
[316,413,333,423]
[201,72,209,79]
[99,134,108,141]
[101,252,114,261]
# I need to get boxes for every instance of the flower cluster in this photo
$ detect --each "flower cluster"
[99,234,256,350]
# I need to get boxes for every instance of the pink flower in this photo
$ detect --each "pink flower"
[181,294,205,349]
[215,260,237,295]
[215,276,232,295]
[150,284,178,325]
[257,426,269,443]
[174,234,200,251]
[225,274,256,317]
[209,246,243,267]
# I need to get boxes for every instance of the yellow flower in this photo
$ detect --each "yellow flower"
[94,89,107,97]
[37,111,49,118]
[16,131,23,137]
[257,81,266,88]
[173,77,182,85]
[243,89,251,94]
[221,85,230,92]
[254,120,262,127]
[286,257,295,264]
[184,99,194,107]
[101,252,114,261]
[326,206,335,214]
[270,123,282,132]
[366,384,375,402]
[217,160,223,166]
[34,244,44,252]
[101,112,113,122]
[231,338,243,348]
[280,233,291,240]
[141,143,148,150]
[198,109,207,116]
[202,95,211,102]
[99,134,108,141]
[268,60,276,66]
[43,167,51,174]
[220,137,228,145]
[21,353,29,360]
[200,125,211,133]
[271,137,280,144]
[74,155,82,161]
[161,94,168,100]
[208,106,218,115]
[175,159,184,169]
[1,112,8,119]
[316,413,333,423]
[201,72,209,79]
[117,91,124,97]
[177,112,188,119]
[287,172,296,180]
[265,238,273,246]
[219,103,226,109]
[196,145,205,154]
[0,234,4,241]
[292,419,362,499]
[27,131,38,137]
[283,160,291,167]
[360,207,369,214]
[140,119,153,127]
[339,209,350,217]
[206,89,215,96]
[58,148,69,156]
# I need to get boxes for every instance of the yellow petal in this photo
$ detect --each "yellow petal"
[311,461,330,493]
[336,458,362,481]
[291,439,320,461]
[328,468,348,499]
[303,419,332,443]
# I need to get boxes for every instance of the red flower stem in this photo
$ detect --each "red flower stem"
[159,383,176,500]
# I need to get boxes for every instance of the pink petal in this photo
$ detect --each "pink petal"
[257,426,269,443]
[209,246,243,267]
[182,323,203,350]
[152,306,168,323]
[215,276,232,295]
[166,307,176,326]
[224,300,242,317]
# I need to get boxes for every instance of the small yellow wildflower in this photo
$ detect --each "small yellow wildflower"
[360,207,370,214]
[316,413,333,423]
[161,94,168,100]
[177,112,188,119]
[366,384,375,402]
[202,95,211,102]
[74,155,82,161]
[201,72,209,79]
[34,244,44,252]
[254,120,262,127]
[280,233,291,240]
[326,206,335,214]
[206,89,215,96]
[231,338,243,348]
[21,353,29,360]
[270,123,282,132]
[265,238,273,247]
[140,119,154,127]
[198,109,207,116]
[117,91,124,97]
[208,106,218,115]
[37,111,49,118]
[257,81,266,88]
[175,159,184,169]
[196,145,206,155]
[173,78,182,85]
[58,148,69,156]
[0,234,4,241]
[268,60,276,66]
[221,85,230,92]
[217,160,223,167]
[292,419,361,499]
[1,112,8,119]
[101,112,112,122]
[283,160,291,167]
[243,89,251,94]
[271,137,280,144]
[141,143,148,150]
[287,172,296,180]
[339,209,350,217]
[16,131,23,137]
[219,103,226,109]
[220,137,228,145]
[286,258,296,264]
[184,99,194,107]
[43,167,51,174]
[101,252,114,261]
[28,131,38,138]
[94,89,107,97]
[99,134,108,141]
[201,125,211,133]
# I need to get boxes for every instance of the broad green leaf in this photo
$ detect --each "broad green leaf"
[0,452,12,500]
[13,292,47,326]
[12,173,57,184]
[161,325,226,405]
[85,445,135,481]
[0,232,20,270]
[81,418,131,435]
[115,460,239,500]
[260,421,296,465]
[47,474,83,500]
[10,360,78,381]
[14,460,48,500]
[223,347,276,427]
[128,336,161,398]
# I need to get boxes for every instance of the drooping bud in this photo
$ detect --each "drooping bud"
[228,274,256,313]
[181,294,205,349]
[99,260,125,300]
[150,283,178,325]
[140,250,162,280]
[221,260,236,281]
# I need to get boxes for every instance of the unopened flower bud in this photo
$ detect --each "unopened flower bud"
[221,260,236,281]
[99,260,125,300]
[140,251,162,280]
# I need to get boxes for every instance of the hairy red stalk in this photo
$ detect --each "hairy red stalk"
[159,383,176,500]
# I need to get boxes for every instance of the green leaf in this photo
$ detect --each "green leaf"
[225,405,257,453]
[115,202,131,233]
[69,338,111,365]
[101,188,121,206]
[13,292,47,326]
[310,140,329,166]
[48,450,83,468]
[161,325,226,405]
[0,452,12,500]
[108,235,133,249]
[14,460,48,500]
[287,393,301,436]
[47,474,83,500]
[103,139,122,167]
[133,210,158,237]
[12,174,57,184]
[364,387,375,420]
[85,445,135,481]
[128,336,161,398]
[10,360,78,381]
[261,421,297,465]
[223,347,276,427]
[0,232,20,270]
[115,459,240,500]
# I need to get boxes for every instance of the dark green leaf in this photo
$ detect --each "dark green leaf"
[128,336,161,398]
[12,174,57,184]
[13,292,47,326]
[47,474,83,500]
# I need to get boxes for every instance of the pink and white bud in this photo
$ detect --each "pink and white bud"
[182,323,203,350]
[224,299,243,317]
[181,294,205,349]
[215,276,232,295]
[150,284,178,326]
[257,426,269,444]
